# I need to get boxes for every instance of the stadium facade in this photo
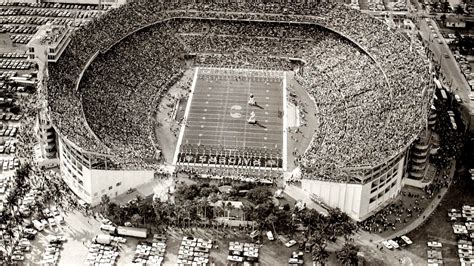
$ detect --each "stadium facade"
[39,1,432,220]
[302,149,410,221]
[57,136,153,205]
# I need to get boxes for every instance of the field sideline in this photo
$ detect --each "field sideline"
[174,67,286,169]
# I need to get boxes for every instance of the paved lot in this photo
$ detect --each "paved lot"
[407,177,474,265]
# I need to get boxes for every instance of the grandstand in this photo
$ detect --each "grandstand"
[42,1,432,219]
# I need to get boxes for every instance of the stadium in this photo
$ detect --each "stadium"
[45,1,432,220]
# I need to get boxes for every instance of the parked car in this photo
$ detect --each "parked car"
[100,224,116,232]
[382,240,393,250]
[401,235,413,245]
[285,240,297,248]
[427,241,442,248]
[266,231,274,241]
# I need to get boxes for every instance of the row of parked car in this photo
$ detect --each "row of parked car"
[450,51,474,102]
[10,238,31,262]
[227,241,259,264]
[133,234,167,265]
[32,206,65,231]
[0,6,104,18]
[0,52,27,59]
[289,251,304,266]
[0,59,34,70]
[0,1,109,10]
[1,15,92,29]
[17,186,38,219]
[0,139,17,155]
[1,24,37,35]
[85,242,120,265]
[42,235,67,264]
[0,157,19,171]
[0,113,21,122]
[382,235,413,250]
[9,34,32,44]
[457,239,474,266]
[426,241,443,266]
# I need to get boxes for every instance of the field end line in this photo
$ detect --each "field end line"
[282,72,288,171]
[173,67,199,165]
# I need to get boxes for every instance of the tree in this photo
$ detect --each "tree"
[138,201,153,225]
[226,202,235,218]
[207,192,219,203]
[242,204,254,221]
[131,213,142,226]
[175,184,200,202]
[325,208,357,239]
[336,243,359,266]
[99,195,111,215]
[246,187,272,205]
[455,4,465,14]
[440,14,447,25]
[441,1,450,13]
[312,243,329,265]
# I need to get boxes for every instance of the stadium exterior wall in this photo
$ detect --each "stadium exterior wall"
[301,150,407,221]
[57,135,153,206]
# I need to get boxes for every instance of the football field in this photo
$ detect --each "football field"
[174,67,286,169]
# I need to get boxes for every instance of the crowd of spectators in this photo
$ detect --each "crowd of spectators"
[359,193,427,233]
[47,1,430,173]
[359,173,450,234]
[80,23,185,160]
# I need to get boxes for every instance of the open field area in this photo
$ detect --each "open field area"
[177,68,285,169]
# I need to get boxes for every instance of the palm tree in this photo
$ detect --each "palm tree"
[226,202,234,218]
[131,213,142,227]
[5,193,17,215]
[455,4,465,14]
[336,243,359,266]
[99,195,111,215]
[197,198,210,223]
[312,243,329,265]
[138,201,152,225]
[265,213,278,234]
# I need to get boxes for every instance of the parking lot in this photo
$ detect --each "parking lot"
[408,177,474,265]
[18,205,347,265]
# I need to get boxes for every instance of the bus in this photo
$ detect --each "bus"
[440,89,448,100]
[434,78,442,90]
[450,117,457,130]
[116,226,148,238]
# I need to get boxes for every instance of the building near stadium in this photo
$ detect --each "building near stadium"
[56,137,153,205]
[40,1,432,220]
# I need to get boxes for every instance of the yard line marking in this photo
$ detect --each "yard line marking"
[173,67,198,165]
[243,70,252,149]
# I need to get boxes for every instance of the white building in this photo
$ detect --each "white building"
[34,108,59,169]
[301,149,409,221]
[57,135,154,205]
[26,24,71,64]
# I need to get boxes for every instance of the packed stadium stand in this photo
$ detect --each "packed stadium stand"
[38,1,432,219]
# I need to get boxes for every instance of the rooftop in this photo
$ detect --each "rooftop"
[28,23,68,48]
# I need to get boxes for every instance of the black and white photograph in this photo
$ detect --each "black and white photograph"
[0,0,473,265]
